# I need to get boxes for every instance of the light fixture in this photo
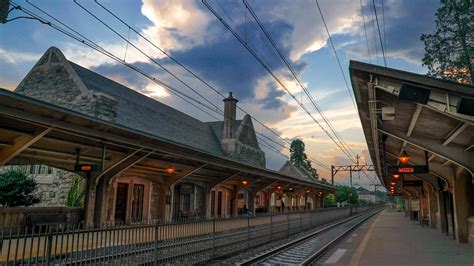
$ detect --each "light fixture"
[242,180,249,186]
[393,174,400,179]
[306,189,311,193]
[390,182,396,186]
[289,187,293,191]
[277,186,282,190]
[399,151,410,165]
[166,166,175,174]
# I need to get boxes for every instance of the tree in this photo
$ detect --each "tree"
[420,0,473,84]
[0,169,40,207]
[290,139,318,179]
[334,185,358,205]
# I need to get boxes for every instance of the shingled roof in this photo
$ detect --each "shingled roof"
[14,47,231,156]
[68,61,224,155]
[278,161,318,182]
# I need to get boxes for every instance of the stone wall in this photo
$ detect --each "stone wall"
[0,165,83,207]
[15,48,118,122]
[222,139,266,168]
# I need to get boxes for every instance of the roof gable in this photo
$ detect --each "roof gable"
[278,161,317,182]
[235,114,260,149]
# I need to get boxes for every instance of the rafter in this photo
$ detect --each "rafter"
[0,127,52,166]
[442,122,468,146]
[407,105,422,137]
[208,171,241,190]
[101,150,155,185]
[163,163,208,188]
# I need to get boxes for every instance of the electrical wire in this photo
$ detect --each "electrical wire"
[16,1,222,121]
[314,0,357,110]
[244,0,356,161]
[203,0,356,163]
[94,0,328,170]
[371,0,387,66]
[360,0,372,63]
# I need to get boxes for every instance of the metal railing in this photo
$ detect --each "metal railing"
[0,205,382,265]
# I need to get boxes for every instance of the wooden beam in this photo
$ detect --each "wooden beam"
[0,127,52,166]
[163,163,207,187]
[101,150,155,185]
[407,105,422,137]
[443,122,468,146]
[208,171,241,190]
[428,153,436,162]
[96,149,142,180]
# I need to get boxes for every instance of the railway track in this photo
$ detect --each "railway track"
[239,208,383,265]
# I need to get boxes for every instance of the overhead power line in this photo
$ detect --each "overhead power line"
[16,0,330,171]
[203,0,357,164]
[371,0,387,67]
[21,1,222,121]
[92,0,329,170]
[314,0,357,111]
[244,0,356,161]
[359,0,372,63]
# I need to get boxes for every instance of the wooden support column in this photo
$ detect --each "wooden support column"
[0,127,52,166]
[438,190,448,235]
[452,168,472,243]
[248,190,255,213]
[427,186,438,229]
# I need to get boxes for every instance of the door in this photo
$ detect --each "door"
[115,183,128,223]
[211,190,216,216]
[131,184,145,222]
[217,191,223,216]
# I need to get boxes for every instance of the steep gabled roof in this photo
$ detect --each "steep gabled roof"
[206,114,260,150]
[278,161,318,182]
[15,47,224,156]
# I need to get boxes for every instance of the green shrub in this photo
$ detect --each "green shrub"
[65,175,84,207]
[0,169,40,207]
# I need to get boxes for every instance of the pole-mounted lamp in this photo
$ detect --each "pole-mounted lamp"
[398,151,410,165]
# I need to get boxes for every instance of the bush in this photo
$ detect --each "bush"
[65,175,84,207]
[0,169,40,207]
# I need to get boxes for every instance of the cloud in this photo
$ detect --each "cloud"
[346,0,440,64]
[140,0,212,51]
[0,48,40,64]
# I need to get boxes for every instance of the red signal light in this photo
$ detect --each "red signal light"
[81,165,92,171]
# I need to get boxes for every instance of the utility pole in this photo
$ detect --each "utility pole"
[331,154,375,188]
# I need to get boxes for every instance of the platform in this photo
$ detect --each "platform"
[321,209,474,265]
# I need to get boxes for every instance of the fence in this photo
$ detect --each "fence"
[0,205,382,265]
[0,207,83,229]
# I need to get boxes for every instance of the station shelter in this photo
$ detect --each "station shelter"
[350,61,474,243]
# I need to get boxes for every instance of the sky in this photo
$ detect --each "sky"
[0,0,441,189]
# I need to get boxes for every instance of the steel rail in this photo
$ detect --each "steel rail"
[238,207,383,265]
[300,209,383,265]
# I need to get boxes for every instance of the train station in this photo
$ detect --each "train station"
[0,0,473,265]
[0,47,335,226]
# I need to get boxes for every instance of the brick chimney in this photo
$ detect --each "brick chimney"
[223,92,238,139]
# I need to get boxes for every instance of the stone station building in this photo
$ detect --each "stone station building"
[0,47,335,225]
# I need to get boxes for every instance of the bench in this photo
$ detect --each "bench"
[26,213,68,229]
[179,210,196,218]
